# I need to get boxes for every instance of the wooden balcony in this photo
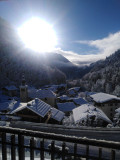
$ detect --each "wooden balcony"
[0,126,120,160]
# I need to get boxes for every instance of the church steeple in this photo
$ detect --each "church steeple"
[22,74,26,86]
[20,74,28,102]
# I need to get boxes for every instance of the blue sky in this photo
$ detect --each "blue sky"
[1,0,120,65]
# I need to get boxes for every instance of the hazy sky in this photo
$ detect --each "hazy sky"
[1,0,120,65]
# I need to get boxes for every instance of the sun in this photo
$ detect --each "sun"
[18,17,57,52]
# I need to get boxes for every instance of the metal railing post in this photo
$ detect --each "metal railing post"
[30,137,34,160]
[11,135,16,160]
[40,140,44,160]
[2,132,7,160]
[18,134,25,160]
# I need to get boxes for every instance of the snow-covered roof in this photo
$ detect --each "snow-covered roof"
[58,95,70,101]
[45,87,57,93]
[71,87,80,92]
[73,98,88,105]
[3,85,17,91]
[57,102,77,112]
[51,108,65,122]
[11,98,51,118]
[85,91,96,96]
[115,107,120,113]
[67,89,76,96]
[90,92,120,103]
[73,104,111,124]
[28,89,56,99]
[0,100,17,112]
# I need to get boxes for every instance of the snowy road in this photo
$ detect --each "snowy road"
[10,122,120,142]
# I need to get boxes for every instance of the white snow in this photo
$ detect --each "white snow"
[11,98,51,118]
[73,104,111,124]
[90,92,120,103]
[11,98,64,122]
[115,107,120,113]
[58,95,70,101]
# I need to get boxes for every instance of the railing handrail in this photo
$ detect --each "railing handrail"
[0,126,120,150]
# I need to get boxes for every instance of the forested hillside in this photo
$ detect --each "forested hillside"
[80,50,120,96]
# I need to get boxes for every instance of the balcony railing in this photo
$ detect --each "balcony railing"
[0,126,120,160]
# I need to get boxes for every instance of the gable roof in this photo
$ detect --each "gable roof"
[51,108,65,122]
[90,92,120,103]
[72,104,111,124]
[57,102,77,112]
[3,85,17,91]
[11,98,65,122]
[11,98,51,118]
[73,97,88,105]
[28,89,56,99]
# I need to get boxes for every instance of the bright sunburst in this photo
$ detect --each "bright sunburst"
[18,17,57,52]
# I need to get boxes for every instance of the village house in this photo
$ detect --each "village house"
[2,85,18,97]
[72,104,112,127]
[11,98,64,124]
[28,89,56,107]
[11,98,51,123]
[57,102,77,116]
[90,92,120,120]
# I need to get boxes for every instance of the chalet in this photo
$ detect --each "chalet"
[2,85,18,97]
[28,89,56,107]
[11,98,65,124]
[72,104,112,127]
[11,98,51,123]
[57,102,77,116]
[90,92,120,120]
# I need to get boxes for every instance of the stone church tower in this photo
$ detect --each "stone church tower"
[20,74,28,102]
